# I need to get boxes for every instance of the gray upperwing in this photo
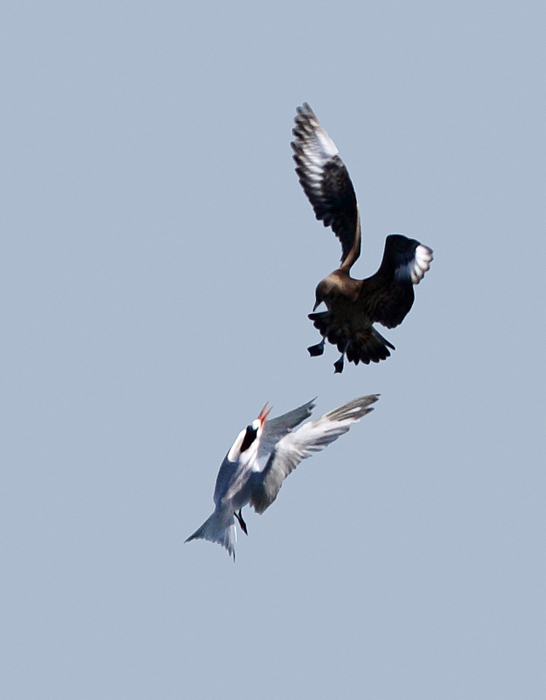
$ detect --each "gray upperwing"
[258,398,316,461]
[250,395,379,514]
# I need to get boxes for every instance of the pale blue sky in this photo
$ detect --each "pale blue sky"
[1,1,545,698]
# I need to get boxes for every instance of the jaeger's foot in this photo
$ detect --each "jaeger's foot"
[307,339,325,357]
[333,354,345,374]
[235,510,248,535]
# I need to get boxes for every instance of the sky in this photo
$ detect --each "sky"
[1,1,545,698]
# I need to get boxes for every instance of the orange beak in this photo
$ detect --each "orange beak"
[257,402,272,427]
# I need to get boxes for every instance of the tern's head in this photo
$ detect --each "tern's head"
[227,403,272,464]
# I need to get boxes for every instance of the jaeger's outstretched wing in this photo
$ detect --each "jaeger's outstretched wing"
[291,103,361,269]
[358,234,433,329]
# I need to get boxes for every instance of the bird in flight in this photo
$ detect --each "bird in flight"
[186,394,379,559]
[291,103,433,373]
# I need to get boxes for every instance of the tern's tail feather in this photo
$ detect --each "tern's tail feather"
[185,511,236,559]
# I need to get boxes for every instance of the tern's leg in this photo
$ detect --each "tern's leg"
[307,337,325,357]
[235,510,248,535]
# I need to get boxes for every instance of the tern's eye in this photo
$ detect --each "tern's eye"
[240,425,258,453]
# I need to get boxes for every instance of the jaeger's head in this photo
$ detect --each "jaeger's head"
[313,278,336,311]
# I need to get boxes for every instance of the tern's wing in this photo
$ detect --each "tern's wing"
[258,399,316,461]
[249,395,378,514]
[213,454,239,505]
[291,103,361,269]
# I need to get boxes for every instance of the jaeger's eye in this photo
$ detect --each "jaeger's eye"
[240,425,258,452]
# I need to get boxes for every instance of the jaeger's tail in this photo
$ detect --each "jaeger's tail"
[345,326,395,365]
[185,510,236,559]
[308,310,395,367]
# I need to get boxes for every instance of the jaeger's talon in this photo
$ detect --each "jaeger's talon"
[307,339,325,357]
[333,356,345,374]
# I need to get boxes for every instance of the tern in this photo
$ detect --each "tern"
[186,394,378,559]
[291,103,433,373]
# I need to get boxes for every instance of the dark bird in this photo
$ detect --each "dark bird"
[291,103,433,373]
[185,394,378,559]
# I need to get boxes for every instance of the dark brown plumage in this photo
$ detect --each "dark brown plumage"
[292,103,433,373]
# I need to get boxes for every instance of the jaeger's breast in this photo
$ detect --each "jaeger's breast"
[323,273,361,304]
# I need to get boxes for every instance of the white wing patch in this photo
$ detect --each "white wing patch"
[301,120,338,168]
[316,126,338,159]
[410,244,433,285]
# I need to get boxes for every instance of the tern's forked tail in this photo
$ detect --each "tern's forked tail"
[185,510,236,559]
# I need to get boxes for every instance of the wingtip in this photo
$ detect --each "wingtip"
[304,397,318,414]
[410,244,433,284]
[295,101,313,116]
[324,394,380,422]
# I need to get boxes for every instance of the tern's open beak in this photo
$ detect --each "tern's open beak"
[257,403,273,427]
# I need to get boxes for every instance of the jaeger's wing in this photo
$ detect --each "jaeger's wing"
[359,234,433,329]
[292,103,361,269]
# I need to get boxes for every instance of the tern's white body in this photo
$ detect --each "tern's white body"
[186,394,378,559]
